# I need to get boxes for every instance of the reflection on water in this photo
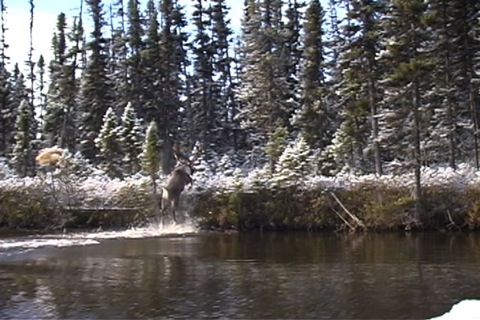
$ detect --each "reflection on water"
[1,232,480,319]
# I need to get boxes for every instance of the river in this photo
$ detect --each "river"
[1,225,480,319]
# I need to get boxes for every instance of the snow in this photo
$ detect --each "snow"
[3,157,480,201]
[430,300,480,320]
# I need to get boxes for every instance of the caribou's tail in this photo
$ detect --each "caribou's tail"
[161,187,170,211]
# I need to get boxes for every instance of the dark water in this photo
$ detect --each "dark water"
[1,231,480,319]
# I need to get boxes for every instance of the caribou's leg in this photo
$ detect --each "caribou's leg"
[160,188,170,226]
[172,196,179,223]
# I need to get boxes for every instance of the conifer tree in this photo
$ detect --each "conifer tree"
[448,0,480,168]
[125,0,144,112]
[297,0,329,150]
[95,106,122,178]
[190,0,216,162]
[238,0,295,169]
[0,64,11,156]
[10,68,36,159]
[380,0,433,218]
[79,0,112,161]
[0,0,11,156]
[141,0,162,124]
[118,102,144,175]
[211,0,237,153]
[274,134,311,185]
[10,99,36,177]
[330,0,384,174]
[108,0,129,115]
[43,13,69,148]
[27,0,35,107]
[141,121,161,215]
[36,55,46,132]
[63,12,85,151]
[157,0,188,173]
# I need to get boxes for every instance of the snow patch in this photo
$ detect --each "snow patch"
[430,300,480,320]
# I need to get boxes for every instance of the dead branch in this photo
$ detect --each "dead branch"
[330,191,366,230]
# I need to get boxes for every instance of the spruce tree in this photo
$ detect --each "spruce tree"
[274,134,312,185]
[95,106,122,178]
[297,0,328,150]
[238,0,295,168]
[0,64,12,156]
[330,0,384,174]
[0,0,11,156]
[157,0,188,173]
[10,99,36,177]
[43,13,68,148]
[125,0,144,113]
[79,0,112,161]
[108,0,129,116]
[118,102,144,175]
[141,121,161,216]
[380,0,433,219]
[190,0,216,163]
[36,55,46,132]
[27,0,35,107]
[211,0,237,153]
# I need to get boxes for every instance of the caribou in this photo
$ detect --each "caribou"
[160,143,199,223]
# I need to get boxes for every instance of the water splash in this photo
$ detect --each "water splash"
[0,222,197,255]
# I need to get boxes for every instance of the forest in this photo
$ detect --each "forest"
[1,0,480,230]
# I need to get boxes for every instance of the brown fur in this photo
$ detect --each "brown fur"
[161,165,193,223]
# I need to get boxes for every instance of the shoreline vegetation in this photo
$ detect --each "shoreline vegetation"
[2,170,480,233]
[1,146,480,233]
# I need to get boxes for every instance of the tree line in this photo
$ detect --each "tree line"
[0,0,479,189]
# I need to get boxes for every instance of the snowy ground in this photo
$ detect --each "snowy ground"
[2,160,480,202]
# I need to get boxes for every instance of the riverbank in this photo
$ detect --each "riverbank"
[1,176,480,232]
[192,184,480,232]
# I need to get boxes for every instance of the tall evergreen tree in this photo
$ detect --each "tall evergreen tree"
[125,0,144,112]
[79,0,112,161]
[118,102,144,175]
[211,0,238,153]
[43,13,69,147]
[63,10,85,151]
[95,106,122,178]
[108,0,129,116]
[157,0,188,173]
[141,121,161,215]
[330,0,384,174]
[27,0,36,107]
[297,0,329,150]
[190,0,217,162]
[0,63,11,156]
[379,0,433,218]
[238,0,295,169]
[10,99,36,177]
[36,55,46,132]
[0,0,12,157]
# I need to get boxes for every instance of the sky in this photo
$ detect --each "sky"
[4,0,244,74]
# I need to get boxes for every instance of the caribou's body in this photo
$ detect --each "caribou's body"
[161,164,193,223]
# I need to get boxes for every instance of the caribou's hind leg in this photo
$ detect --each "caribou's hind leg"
[172,197,179,224]
[160,188,171,226]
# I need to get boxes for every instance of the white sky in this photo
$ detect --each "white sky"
[4,0,244,74]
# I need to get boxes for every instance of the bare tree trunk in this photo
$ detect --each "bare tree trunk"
[28,0,35,107]
[412,78,424,221]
